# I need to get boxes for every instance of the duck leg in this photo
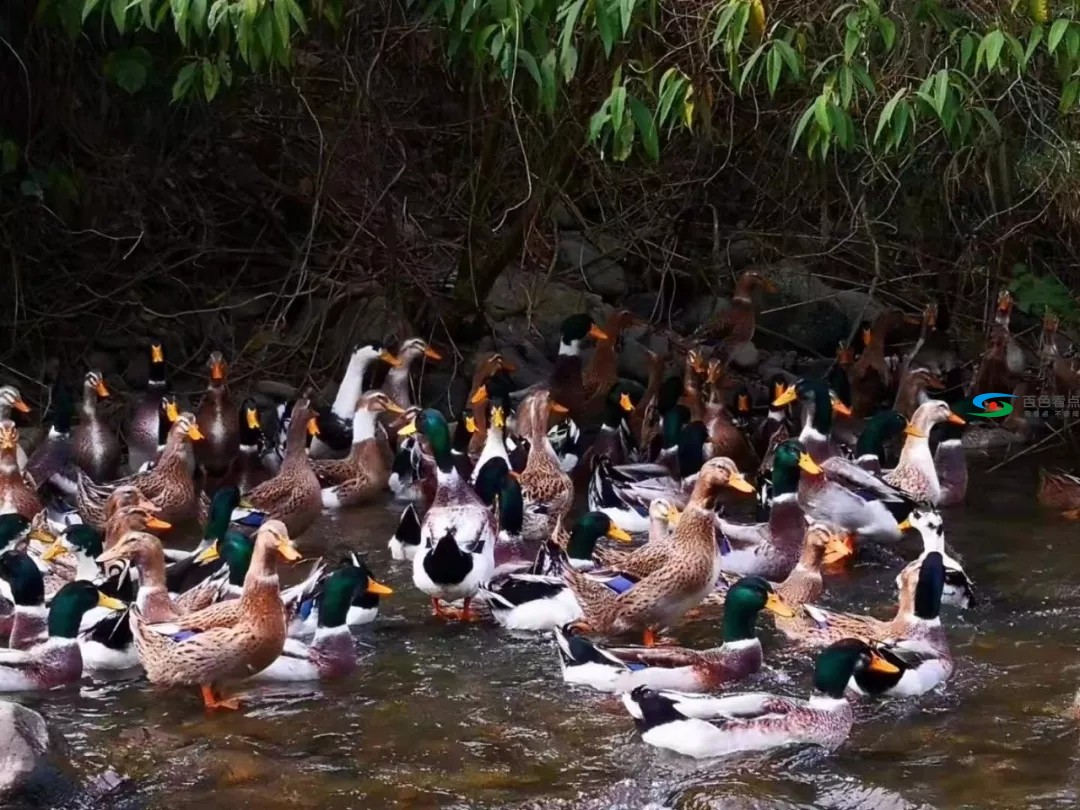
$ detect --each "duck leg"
[200,684,240,711]
[643,627,678,646]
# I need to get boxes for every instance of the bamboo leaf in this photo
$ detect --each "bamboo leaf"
[1048,18,1069,53]
[932,68,949,116]
[791,102,815,151]
[171,61,199,103]
[766,45,781,95]
[628,95,659,161]
[540,49,558,114]
[82,0,103,22]
[773,39,801,78]
[984,30,1004,71]
[960,32,975,69]
[656,68,684,126]
[839,65,853,107]
[843,27,860,61]
[110,0,126,33]
[1061,78,1080,112]
[1026,23,1044,64]
[875,87,906,143]
[973,105,1002,139]
[814,95,831,133]
[877,16,895,52]
[518,50,541,88]
[202,57,220,100]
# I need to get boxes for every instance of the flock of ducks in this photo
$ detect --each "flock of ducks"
[0,277,1076,761]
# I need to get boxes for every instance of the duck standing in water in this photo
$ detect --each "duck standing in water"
[71,370,120,483]
[195,351,239,481]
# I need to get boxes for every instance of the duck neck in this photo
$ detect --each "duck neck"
[721,603,760,643]
[81,385,99,418]
[241,542,279,594]
[771,462,800,497]
[333,354,374,420]
[350,408,378,446]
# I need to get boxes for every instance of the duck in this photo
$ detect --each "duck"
[515,389,575,544]
[403,409,496,621]
[591,499,681,575]
[897,508,973,608]
[76,413,204,527]
[244,398,323,537]
[972,290,1025,395]
[382,337,442,410]
[70,371,120,483]
[125,520,300,709]
[463,353,516,457]
[562,457,753,646]
[753,375,792,466]
[287,553,393,637]
[477,512,635,632]
[1037,469,1080,517]
[848,409,907,474]
[765,524,855,629]
[24,381,76,490]
[77,561,140,672]
[32,522,117,598]
[225,398,271,494]
[388,503,422,561]
[0,386,30,471]
[582,310,636,404]
[526,313,607,422]
[313,391,405,508]
[135,395,193,475]
[892,367,945,421]
[581,383,639,469]
[194,351,239,478]
[553,576,793,693]
[0,422,42,520]
[715,440,822,581]
[849,310,908,416]
[248,564,380,682]
[620,638,899,758]
[699,270,777,368]
[628,348,668,449]
[126,342,170,473]
[97,530,211,621]
[778,551,951,664]
[882,400,966,505]
[0,550,49,649]
[0,580,125,692]
[933,415,967,507]
[469,402,511,493]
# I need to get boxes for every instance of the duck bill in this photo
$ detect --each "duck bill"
[398,420,418,437]
[151,344,164,363]
[765,592,796,618]
[11,398,29,414]
[491,407,505,429]
[464,416,477,434]
[618,393,634,412]
[897,518,913,532]
[367,577,394,596]
[306,417,320,437]
[97,592,127,611]
[165,401,180,422]
[831,398,852,417]
[379,351,402,368]
[947,413,966,425]
[246,409,261,430]
[903,423,927,438]
[210,361,226,382]
[187,424,206,441]
[41,541,68,563]
[550,401,569,415]
[383,400,406,415]
[470,385,489,405]
[823,535,854,565]
[95,381,111,398]
[276,540,302,562]
[666,507,682,526]
[146,516,172,531]
[861,329,872,346]
[423,346,443,361]
[29,528,56,545]
[194,543,221,564]
[726,473,755,494]
[798,453,822,475]
[606,525,634,544]
[772,387,799,408]
[868,651,901,674]
[588,324,609,340]
[95,547,121,565]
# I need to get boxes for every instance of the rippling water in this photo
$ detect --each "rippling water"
[10,456,1080,809]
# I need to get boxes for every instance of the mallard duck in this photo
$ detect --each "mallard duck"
[897,508,973,608]
[554,576,793,693]
[769,524,853,616]
[193,351,239,478]
[591,499,680,575]
[972,290,1025,395]
[849,310,907,416]
[313,391,405,508]
[382,337,442,410]
[882,400,965,505]
[699,270,777,368]
[287,553,392,637]
[127,342,170,473]
[516,389,575,543]
[402,409,496,621]
[0,550,48,649]
[388,503,421,561]
[463,353,516,458]
[541,313,608,422]
[563,458,753,646]
[753,375,792,467]
[582,310,636,404]
[715,440,822,581]
[248,564,380,682]
[909,300,961,383]
[581,384,639,469]
[24,381,75,490]
[135,395,193,475]
[628,348,667,449]
[779,551,950,656]
[470,402,511,494]
[127,520,300,709]
[477,512,635,632]
[244,399,322,538]
[621,638,898,758]
[78,561,140,672]
[222,398,270,494]
[1038,469,1080,516]
[69,371,120,483]
[0,580,125,692]
[892,367,945,421]
[77,413,204,527]
[0,422,42,520]
[849,410,907,474]
[97,531,194,621]
[0,386,30,471]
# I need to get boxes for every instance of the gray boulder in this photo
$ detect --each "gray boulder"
[557,231,628,299]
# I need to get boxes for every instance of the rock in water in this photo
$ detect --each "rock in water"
[0,701,50,797]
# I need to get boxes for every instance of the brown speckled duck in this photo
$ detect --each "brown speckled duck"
[127,342,170,473]
[313,391,404,508]
[126,520,300,710]
[383,337,443,410]
[562,457,753,646]
[71,370,121,483]
[0,422,42,520]
[195,351,239,478]
[76,413,204,527]
[516,389,575,543]
[244,399,322,538]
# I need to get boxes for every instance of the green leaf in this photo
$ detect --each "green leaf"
[172,0,191,46]
[656,68,684,127]
[1048,18,1069,53]
[207,0,228,30]
[283,0,307,33]
[843,27,860,61]
[560,43,578,82]
[558,0,584,76]
[628,95,659,161]
[517,50,541,88]
[1061,78,1080,112]
[973,106,1001,140]
[273,0,290,51]
[596,3,618,57]
[256,9,275,58]
[738,43,767,95]
[877,16,895,51]
[110,46,152,94]
[875,87,906,143]
[171,61,199,103]
[729,1,750,53]
[110,0,126,32]
[1067,26,1080,60]
[712,2,740,49]
[977,29,1004,72]
[217,51,233,86]
[539,50,557,114]
[791,103,815,151]
[766,46,781,95]
[838,65,853,107]
[618,0,634,35]
[774,39,801,79]
[1,140,19,175]
[932,69,949,116]
[202,58,220,100]
[851,63,876,94]
[588,99,611,144]
[814,95,831,133]
[610,85,627,132]
[190,0,206,37]
[893,101,910,144]
[960,32,975,69]
[82,0,103,22]
[1026,24,1044,64]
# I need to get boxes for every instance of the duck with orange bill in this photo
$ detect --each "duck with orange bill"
[881,400,967,505]
[194,351,239,479]
[0,386,31,472]
[127,342,170,473]
[403,409,496,622]
[0,420,42,521]
[514,389,576,544]
[70,370,120,483]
